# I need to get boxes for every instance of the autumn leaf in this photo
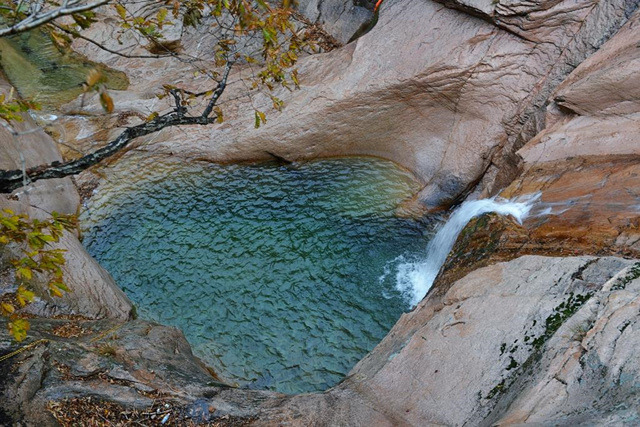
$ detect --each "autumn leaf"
[1,211,75,342]
[257,110,267,125]
[16,286,35,307]
[115,4,127,20]
[214,106,223,124]
[100,91,114,113]
[1,302,15,314]
[8,319,30,342]
[17,266,32,280]
[157,7,168,24]
[49,287,63,298]
[85,69,104,88]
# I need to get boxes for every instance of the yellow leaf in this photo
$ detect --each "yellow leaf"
[115,4,127,19]
[86,69,103,88]
[49,31,69,49]
[17,286,35,306]
[17,267,32,280]
[214,106,223,124]
[1,302,15,314]
[157,7,168,23]
[8,319,29,342]
[50,287,63,298]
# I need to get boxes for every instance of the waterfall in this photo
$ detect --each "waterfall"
[395,194,540,307]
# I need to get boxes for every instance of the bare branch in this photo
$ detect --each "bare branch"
[170,89,186,117]
[52,22,174,60]
[0,0,110,37]
[0,110,220,193]
[0,62,235,193]
[202,61,233,118]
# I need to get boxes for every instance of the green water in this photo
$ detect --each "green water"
[0,29,128,107]
[80,155,435,394]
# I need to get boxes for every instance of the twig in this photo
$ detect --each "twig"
[0,0,110,37]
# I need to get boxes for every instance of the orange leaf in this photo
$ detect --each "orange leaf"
[100,91,114,113]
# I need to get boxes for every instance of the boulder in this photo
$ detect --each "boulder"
[0,319,231,425]
[490,261,640,425]
[334,255,638,425]
[297,0,375,44]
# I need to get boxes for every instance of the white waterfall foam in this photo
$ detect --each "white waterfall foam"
[395,193,540,307]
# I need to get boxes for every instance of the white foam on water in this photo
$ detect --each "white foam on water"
[393,193,540,307]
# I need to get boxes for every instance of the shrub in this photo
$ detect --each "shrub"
[0,209,76,341]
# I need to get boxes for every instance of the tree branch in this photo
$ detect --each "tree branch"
[0,113,212,193]
[0,62,234,194]
[52,22,174,60]
[202,61,232,118]
[0,0,110,37]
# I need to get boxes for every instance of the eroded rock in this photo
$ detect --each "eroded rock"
[491,261,640,425]
[476,10,640,262]
[2,0,640,425]
[340,255,637,425]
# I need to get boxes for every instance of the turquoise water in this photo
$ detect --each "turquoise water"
[81,155,435,394]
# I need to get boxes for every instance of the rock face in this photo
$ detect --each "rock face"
[0,319,226,425]
[482,10,640,262]
[335,256,640,425]
[491,262,640,424]
[0,78,79,215]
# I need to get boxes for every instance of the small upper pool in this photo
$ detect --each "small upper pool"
[80,154,435,394]
[0,29,128,107]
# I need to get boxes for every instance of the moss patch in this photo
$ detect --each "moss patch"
[611,262,640,291]
[531,292,593,350]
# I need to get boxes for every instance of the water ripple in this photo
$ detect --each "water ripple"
[81,155,437,394]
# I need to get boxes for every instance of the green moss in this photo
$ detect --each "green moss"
[130,305,138,320]
[486,380,505,400]
[610,262,640,291]
[531,292,593,350]
[486,291,594,403]
[506,356,518,371]
[476,214,489,228]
